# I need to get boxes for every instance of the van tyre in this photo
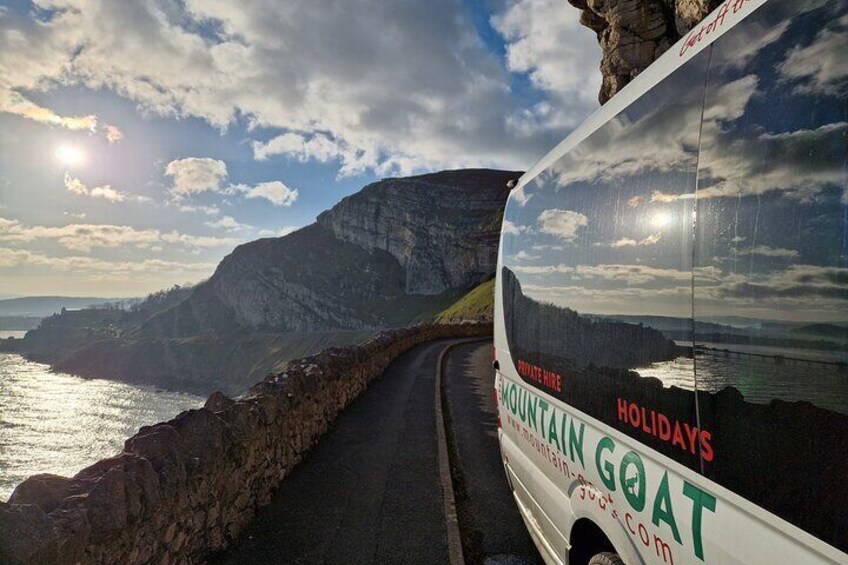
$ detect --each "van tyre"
[587,552,624,565]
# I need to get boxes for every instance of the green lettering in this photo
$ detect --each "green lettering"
[682,481,717,561]
[536,399,548,436]
[508,383,518,415]
[517,388,528,423]
[568,420,585,468]
[652,472,681,544]
[560,412,568,456]
[595,437,616,491]
[619,451,646,511]
[547,409,561,451]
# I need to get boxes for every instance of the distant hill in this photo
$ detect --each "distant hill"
[0,296,119,318]
[5,169,519,393]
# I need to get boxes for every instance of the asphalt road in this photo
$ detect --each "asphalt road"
[211,338,539,565]
[443,341,541,565]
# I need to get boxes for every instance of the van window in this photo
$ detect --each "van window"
[693,0,848,551]
[501,47,710,471]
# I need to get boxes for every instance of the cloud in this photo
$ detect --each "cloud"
[104,124,123,143]
[537,209,588,241]
[513,250,539,261]
[165,157,299,206]
[697,121,848,201]
[779,14,848,96]
[204,215,251,231]
[252,132,343,163]
[607,233,661,248]
[0,89,97,131]
[0,0,603,178]
[0,217,239,253]
[502,219,528,235]
[0,246,215,275]
[165,158,228,197]
[738,245,799,258]
[492,0,601,131]
[176,203,221,216]
[63,173,146,203]
[236,181,299,207]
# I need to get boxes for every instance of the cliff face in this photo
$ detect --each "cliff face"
[157,168,518,335]
[567,0,722,103]
[317,169,513,295]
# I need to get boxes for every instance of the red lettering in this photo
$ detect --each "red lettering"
[672,422,687,450]
[658,413,671,441]
[641,407,652,434]
[617,398,629,423]
[625,512,637,535]
[629,403,641,429]
[683,423,699,455]
[700,430,714,462]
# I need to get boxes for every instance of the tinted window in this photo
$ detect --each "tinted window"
[502,48,710,471]
[693,0,848,551]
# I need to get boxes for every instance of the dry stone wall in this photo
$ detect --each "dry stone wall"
[0,323,491,565]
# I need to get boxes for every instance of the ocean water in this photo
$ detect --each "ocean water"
[0,351,203,500]
[637,343,848,416]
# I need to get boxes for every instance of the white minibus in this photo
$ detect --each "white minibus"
[494,0,848,563]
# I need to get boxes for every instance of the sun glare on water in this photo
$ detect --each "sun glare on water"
[55,145,85,167]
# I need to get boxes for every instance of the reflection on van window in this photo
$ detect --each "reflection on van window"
[693,0,848,552]
[502,47,710,472]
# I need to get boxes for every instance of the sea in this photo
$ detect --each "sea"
[0,331,203,501]
[638,341,848,416]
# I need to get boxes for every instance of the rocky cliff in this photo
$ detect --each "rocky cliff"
[317,169,511,295]
[567,0,721,102]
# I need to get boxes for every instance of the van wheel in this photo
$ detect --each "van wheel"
[588,552,624,565]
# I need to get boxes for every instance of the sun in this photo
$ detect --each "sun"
[55,145,85,167]
[650,211,674,229]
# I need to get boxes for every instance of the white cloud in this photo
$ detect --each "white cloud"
[502,219,528,235]
[238,181,299,207]
[63,173,147,203]
[738,245,799,258]
[177,203,221,216]
[165,158,228,197]
[0,217,238,253]
[537,209,588,241]
[0,0,602,178]
[492,0,601,131]
[253,132,344,163]
[0,89,96,131]
[779,15,848,95]
[104,124,123,143]
[205,215,251,231]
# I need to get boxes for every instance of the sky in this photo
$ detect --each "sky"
[0,0,602,298]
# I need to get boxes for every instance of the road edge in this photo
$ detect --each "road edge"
[435,337,491,565]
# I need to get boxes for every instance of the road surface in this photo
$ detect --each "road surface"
[211,338,539,564]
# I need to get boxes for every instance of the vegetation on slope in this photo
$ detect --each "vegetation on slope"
[435,278,495,324]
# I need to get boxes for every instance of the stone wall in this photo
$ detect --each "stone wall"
[0,323,491,565]
[567,0,723,103]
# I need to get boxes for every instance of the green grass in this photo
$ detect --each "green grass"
[434,278,495,324]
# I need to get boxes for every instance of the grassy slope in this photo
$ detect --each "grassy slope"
[434,278,495,324]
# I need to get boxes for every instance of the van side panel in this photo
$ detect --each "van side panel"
[495,0,848,562]
[692,0,848,555]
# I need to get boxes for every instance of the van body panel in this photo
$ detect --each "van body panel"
[495,0,848,562]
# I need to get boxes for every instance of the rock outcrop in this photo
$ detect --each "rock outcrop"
[567,0,722,102]
[133,168,517,336]
[318,169,512,295]
[0,323,491,565]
